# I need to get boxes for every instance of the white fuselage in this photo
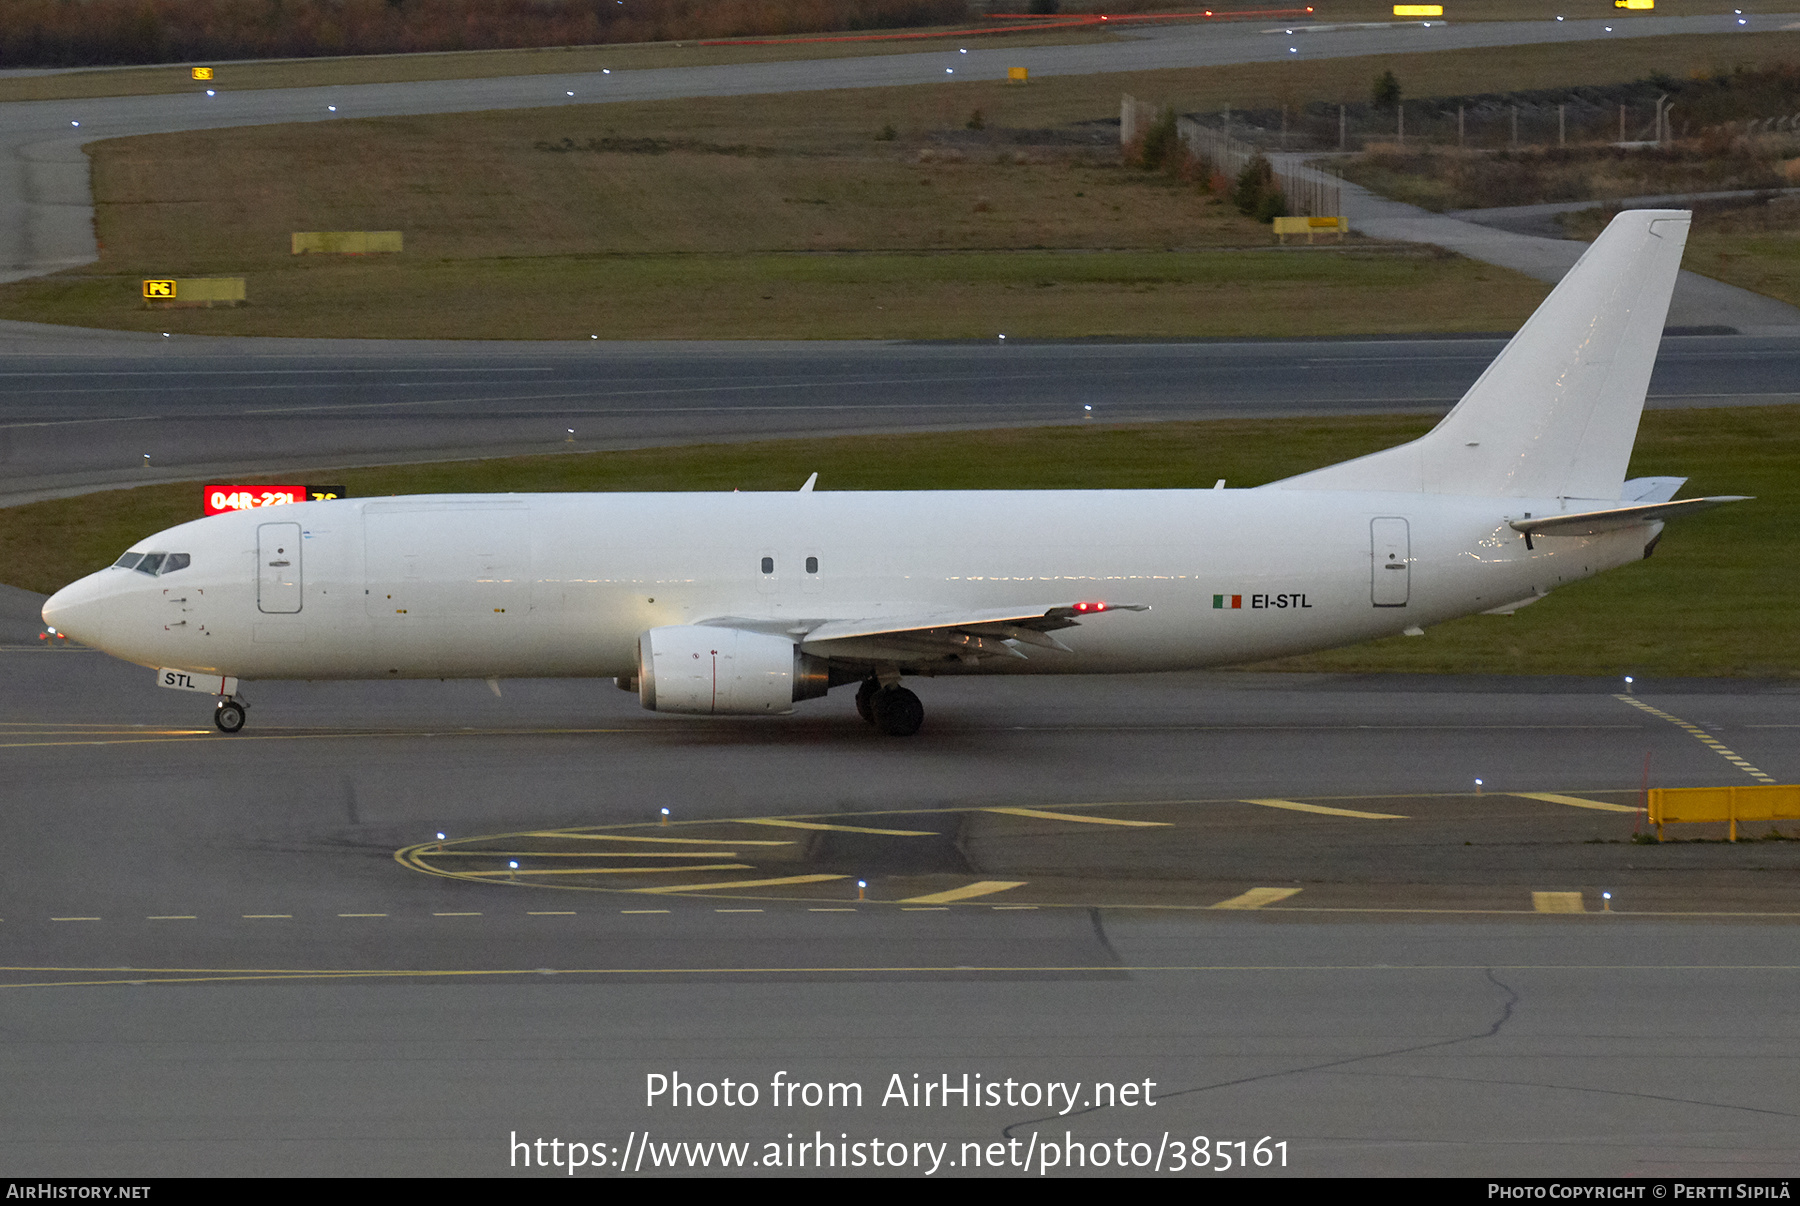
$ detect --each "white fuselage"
[42,489,1652,682]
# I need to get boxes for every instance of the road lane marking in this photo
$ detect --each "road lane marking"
[147,915,195,920]
[241,914,291,919]
[734,819,938,836]
[1243,798,1407,819]
[1533,892,1586,913]
[433,912,481,916]
[50,917,100,922]
[635,874,847,895]
[527,911,577,916]
[808,908,857,912]
[621,910,670,914]
[1514,792,1639,814]
[337,913,387,918]
[429,850,743,858]
[1211,887,1303,910]
[900,880,1028,905]
[715,909,764,913]
[460,864,753,876]
[901,907,949,912]
[983,807,1171,827]
[522,833,794,846]
[1615,696,1777,783]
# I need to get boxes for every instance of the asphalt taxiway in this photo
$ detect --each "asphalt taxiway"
[2,583,1796,1176]
[5,330,1800,504]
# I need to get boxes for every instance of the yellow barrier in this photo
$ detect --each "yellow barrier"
[1008,67,1028,84]
[142,277,246,308]
[1273,215,1346,243]
[1393,5,1443,15]
[1648,784,1800,841]
[291,231,403,255]
[1614,0,1653,9]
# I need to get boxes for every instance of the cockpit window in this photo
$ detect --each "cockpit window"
[116,552,190,576]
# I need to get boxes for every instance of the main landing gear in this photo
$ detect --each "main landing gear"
[855,677,924,737]
[214,697,247,734]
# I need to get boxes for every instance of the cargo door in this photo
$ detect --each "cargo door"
[258,522,303,614]
[1371,517,1410,607]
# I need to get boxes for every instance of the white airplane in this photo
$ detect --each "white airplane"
[43,210,1744,736]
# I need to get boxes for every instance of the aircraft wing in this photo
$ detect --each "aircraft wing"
[801,602,1147,661]
[698,602,1147,662]
[1509,495,1751,537]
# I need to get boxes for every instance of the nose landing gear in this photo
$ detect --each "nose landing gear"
[214,697,247,734]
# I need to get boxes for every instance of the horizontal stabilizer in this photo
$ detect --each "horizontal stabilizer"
[1510,495,1750,537]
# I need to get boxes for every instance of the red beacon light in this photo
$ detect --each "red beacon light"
[1072,601,1109,613]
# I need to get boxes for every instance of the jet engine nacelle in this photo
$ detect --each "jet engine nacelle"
[637,625,828,715]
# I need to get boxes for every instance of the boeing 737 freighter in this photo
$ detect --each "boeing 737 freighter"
[42,211,1745,736]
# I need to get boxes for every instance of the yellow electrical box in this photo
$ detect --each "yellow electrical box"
[1008,67,1028,83]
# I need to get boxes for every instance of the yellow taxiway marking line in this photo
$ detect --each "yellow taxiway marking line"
[900,880,1028,905]
[992,905,1039,910]
[733,819,938,836]
[50,917,100,922]
[1615,696,1777,783]
[337,913,387,918]
[809,908,857,912]
[983,807,1171,827]
[520,832,794,846]
[1211,887,1303,910]
[527,911,576,916]
[635,873,848,895]
[425,850,742,858]
[1532,892,1586,913]
[715,909,764,913]
[147,915,195,920]
[241,914,291,919]
[459,864,753,877]
[1513,792,1639,814]
[1243,798,1408,820]
[433,912,482,916]
[621,910,670,914]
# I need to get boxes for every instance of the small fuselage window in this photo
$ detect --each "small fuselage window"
[760,556,775,575]
[115,551,189,576]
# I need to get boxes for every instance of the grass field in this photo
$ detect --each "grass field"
[1565,198,1800,309]
[5,29,1799,337]
[6,408,1794,678]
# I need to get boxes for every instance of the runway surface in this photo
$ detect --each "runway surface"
[2,588,1797,1175]
[5,331,1800,504]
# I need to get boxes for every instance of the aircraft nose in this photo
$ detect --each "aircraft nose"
[42,573,113,646]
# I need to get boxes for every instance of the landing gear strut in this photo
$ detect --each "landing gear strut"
[855,678,879,725]
[214,697,247,734]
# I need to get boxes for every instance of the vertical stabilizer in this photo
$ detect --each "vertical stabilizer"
[1273,210,1690,500]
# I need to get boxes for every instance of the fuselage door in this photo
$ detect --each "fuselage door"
[1371,516,1410,607]
[258,521,303,614]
